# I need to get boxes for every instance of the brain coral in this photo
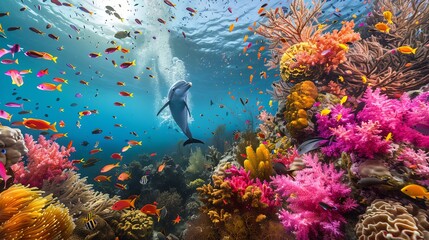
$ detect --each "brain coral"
[113,210,154,240]
[356,199,429,240]
[280,42,320,83]
[0,125,27,168]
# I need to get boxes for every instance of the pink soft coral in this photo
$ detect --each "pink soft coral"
[271,154,357,240]
[11,134,76,188]
[397,147,429,186]
[225,166,281,210]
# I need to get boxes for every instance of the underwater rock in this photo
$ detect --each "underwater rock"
[0,125,27,168]
[356,199,429,240]
[112,210,154,240]
[70,214,115,240]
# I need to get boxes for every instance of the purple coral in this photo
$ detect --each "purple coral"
[271,154,357,240]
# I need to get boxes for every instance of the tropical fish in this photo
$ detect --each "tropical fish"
[120,60,136,69]
[357,177,392,188]
[119,91,133,97]
[229,24,234,32]
[105,45,121,54]
[319,202,337,211]
[157,80,203,146]
[385,132,393,141]
[114,31,130,39]
[1,59,18,64]
[37,83,62,92]
[4,69,24,86]
[140,204,165,221]
[383,11,393,24]
[121,145,131,152]
[164,0,176,7]
[89,148,102,155]
[94,175,111,182]
[5,102,23,108]
[0,157,11,188]
[297,136,334,155]
[88,52,102,58]
[320,108,331,116]
[78,6,93,15]
[186,7,197,13]
[117,172,131,181]
[112,198,137,211]
[82,158,99,168]
[36,68,49,77]
[128,140,142,146]
[158,162,166,172]
[100,162,120,173]
[140,175,148,185]
[115,183,127,190]
[374,22,390,33]
[397,46,417,54]
[50,133,68,140]
[172,215,181,224]
[29,27,44,35]
[111,153,123,161]
[53,77,68,84]
[114,102,125,107]
[0,48,10,58]
[401,184,429,199]
[22,118,57,132]
[83,212,97,230]
[0,12,9,17]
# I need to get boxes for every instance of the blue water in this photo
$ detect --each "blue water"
[0,0,369,175]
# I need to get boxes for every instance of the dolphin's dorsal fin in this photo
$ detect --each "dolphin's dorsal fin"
[157,101,170,116]
[184,102,191,117]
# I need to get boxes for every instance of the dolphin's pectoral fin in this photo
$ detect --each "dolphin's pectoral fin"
[184,102,191,117]
[157,101,170,116]
[183,138,204,146]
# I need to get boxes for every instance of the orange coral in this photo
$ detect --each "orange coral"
[0,184,75,240]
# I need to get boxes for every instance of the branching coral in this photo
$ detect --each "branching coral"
[112,210,153,240]
[186,147,208,176]
[243,144,273,180]
[355,199,429,240]
[11,134,76,188]
[0,184,75,240]
[41,171,119,219]
[271,154,357,240]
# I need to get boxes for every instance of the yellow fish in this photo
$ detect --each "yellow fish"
[374,22,390,33]
[269,100,273,108]
[229,23,234,32]
[352,14,357,19]
[0,23,4,34]
[340,96,348,105]
[361,75,367,84]
[338,75,344,82]
[338,43,349,52]
[383,11,393,24]
[320,108,331,116]
[317,24,327,29]
[243,35,248,42]
[401,184,429,199]
[385,132,393,141]
[336,114,342,121]
[397,46,417,54]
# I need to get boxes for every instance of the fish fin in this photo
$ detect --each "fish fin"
[50,122,58,132]
[130,197,136,208]
[117,45,121,51]
[157,101,170,116]
[56,84,62,92]
[412,48,417,54]
[183,138,204,146]
[64,80,68,84]
[64,133,68,137]
[15,59,18,64]
[184,102,191,117]
[130,93,133,97]
[52,56,57,63]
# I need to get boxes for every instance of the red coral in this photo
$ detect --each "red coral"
[297,21,361,72]
[11,134,76,188]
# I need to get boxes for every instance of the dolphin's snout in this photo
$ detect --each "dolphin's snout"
[188,82,192,87]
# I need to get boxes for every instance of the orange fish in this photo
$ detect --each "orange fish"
[128,140,142,146]
[120,47,129,54]
[112,198,136,211]
[172,215,181,224]
[249,74,253,83]
[158,162,166,172]
[247,65,253,69]
[119,91,133,97]
[140,204,164,221]
[111,153,123,160]
[71,158,84,164]
[59,120,65,127]
[100,162,120,173]
[258,46,265,51]
[22,118,57,132]
[89,148,102,155]
[80,80,89,85]
[229,23,234,32]
[121,145,131,152]
[50,132,67,140]
[115,183,127,190]
[94,175,111,182]
[67,140,73,150]
[37,83,62,91]
[117,81,125,86]
[117,172,131,181]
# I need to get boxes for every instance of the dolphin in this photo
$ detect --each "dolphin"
[157,80,204,146]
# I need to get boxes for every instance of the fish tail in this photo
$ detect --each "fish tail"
[130,197,136,208]
[117,45,121,51]
[138,141,142,145]
[64,80,68,84]
[7,114,12,122]
[132,60,136,66]
[107,176,111,182]
[15,59,18,64]
[52,56,57,63]
[89,11,93,15]
[130,93,134,97]
[28,69,32,73]
[183,138,204,146]
[50,122,58,132]
[412,48,417,54]
[64,133,68,138]
[56,84,62,92]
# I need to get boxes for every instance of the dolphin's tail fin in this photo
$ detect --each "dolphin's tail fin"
[183,138,204,146]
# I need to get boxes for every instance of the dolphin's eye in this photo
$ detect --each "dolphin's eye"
[1,149,6,154]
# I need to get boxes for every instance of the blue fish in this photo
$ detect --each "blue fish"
[157,80,203,146]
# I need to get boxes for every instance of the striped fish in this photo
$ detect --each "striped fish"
[84,212,98,230]
[140,175,148,185]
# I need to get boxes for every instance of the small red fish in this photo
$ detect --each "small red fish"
[172,215,181,224]
[115,183,127,190]
[89,148,102,155]
[150,152,157,157]
[111,153,123,160]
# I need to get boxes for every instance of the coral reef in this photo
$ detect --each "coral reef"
[243,143,273,180]
[0,184,75,239]
[185,147,209,178]
[70,214,115,240]
[284,81,318,138]
[41,171,119,219]
[112,210,154,240]
[271,154,357,240]
[355,199,429,240]
[11,134,75,188]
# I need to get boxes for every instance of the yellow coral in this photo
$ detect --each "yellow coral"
[284,81,318,138]
[114,210,153,240]
[243,144,273,180]
[0,184,75,240]
[280,42,321,82]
